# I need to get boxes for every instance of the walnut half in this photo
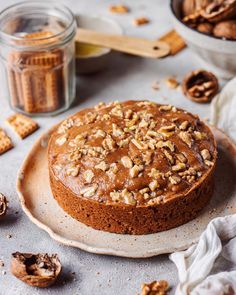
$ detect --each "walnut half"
[0,193,7,219]
[182,70,219,103]
[141,280,169,295]
[11,252,61,288]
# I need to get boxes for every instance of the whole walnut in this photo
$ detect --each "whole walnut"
[213,19,236,39]
[182,0,212,16]
[197,22,214,34]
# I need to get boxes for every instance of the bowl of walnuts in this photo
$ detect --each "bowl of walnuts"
[170,0,236,79]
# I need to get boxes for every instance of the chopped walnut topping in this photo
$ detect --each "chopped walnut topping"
[112,123,124,138]
[163,149,174,164]
[66,165,80,177]
[176,153,187,163]
[121,189,136,205]
[193,131,207,140]
[169,175,181,185]
[139,187,150,194]
[85,112,97,124]
[147,196,163,205]
[80,184,98,197]
[139,118,149,128]
[94,129,106,138]
[110,163,118,174]
[158,124,176,137]
[156,140,175,152]
[102,135,116,151]
[121,156,133,168]
[110,105,123,118]
[143,150,154,165]
[172,162,186,172]
[205,160,214,166]
[117,137,131,147]
[146,130,160,139]
[101,113,111,121]
[84,170,94,183]
[201,149,211,161]
[179,121,189,130]
[94,102,106,110]
[141,280,169,295]
[124,109,133,119]
[56,135,67,146]
[131,139,148,150]
[149,180,159,191]
[179,167,197,178]
[159,105,172,111]
[148,168,163,179]
[110,191,121,202]
[130,165,144,178]
[57,118,74,134]
[178,131,192,148]
[95,161,109,171]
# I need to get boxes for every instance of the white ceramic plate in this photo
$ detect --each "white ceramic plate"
[17,126,236,258]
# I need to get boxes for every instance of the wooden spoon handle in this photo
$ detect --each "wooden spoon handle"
[76,28,170,59]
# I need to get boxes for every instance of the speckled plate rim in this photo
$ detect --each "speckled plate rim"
[16,125,236,258]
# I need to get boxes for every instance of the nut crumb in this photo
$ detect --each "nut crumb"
[165,77,179,89]
[152,81,160,90]
[133,17,150,26]
[84,170,94,183]
[109,4,129,14]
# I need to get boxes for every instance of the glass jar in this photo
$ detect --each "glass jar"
[0,1,77,116]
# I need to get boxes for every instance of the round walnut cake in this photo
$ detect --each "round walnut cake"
[48,100,217,235]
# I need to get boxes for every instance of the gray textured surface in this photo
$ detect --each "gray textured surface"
[0,1,216,294]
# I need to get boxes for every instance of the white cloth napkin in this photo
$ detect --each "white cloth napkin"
[170,215,236,295]
[169,78,236,295]
[211,77,236,141]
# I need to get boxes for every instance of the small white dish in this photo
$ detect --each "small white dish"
[170,0,236,79]
[75,15,123,74]
[16,125,236,258]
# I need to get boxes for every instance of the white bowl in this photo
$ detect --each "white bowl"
[170,0,236,79]
[75,15,123,74]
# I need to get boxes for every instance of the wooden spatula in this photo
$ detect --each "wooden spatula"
[76,28,170,59]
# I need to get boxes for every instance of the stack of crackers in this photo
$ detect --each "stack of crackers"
[8,31,64,114]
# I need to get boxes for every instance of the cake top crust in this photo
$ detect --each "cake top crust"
[48,100,217,207]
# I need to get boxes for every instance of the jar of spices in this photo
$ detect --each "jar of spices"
[0,1,77,116]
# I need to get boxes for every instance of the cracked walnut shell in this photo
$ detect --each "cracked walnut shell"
[0,193,7,218]
[11,252,61,287]
[182,70,219,103]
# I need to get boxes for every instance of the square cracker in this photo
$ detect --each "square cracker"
[0,128,13,155]
[6,113,39,139]
[159,30,186,56]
